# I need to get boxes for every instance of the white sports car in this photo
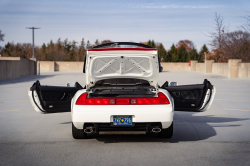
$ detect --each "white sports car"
[28,42,216,139]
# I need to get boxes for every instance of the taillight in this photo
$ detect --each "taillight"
[158,92,170,104]
[75,93,87,105]
[76,93,112,105]
[76,92,170,105]
[132,92,169,105]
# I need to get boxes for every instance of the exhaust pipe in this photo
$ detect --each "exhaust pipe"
[84,127,95,133]
[152,127,161,133]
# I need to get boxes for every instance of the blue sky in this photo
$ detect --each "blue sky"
[0,0,249,50]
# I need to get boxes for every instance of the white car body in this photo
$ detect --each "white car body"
[71,88,174,129]
[28,42,216,139]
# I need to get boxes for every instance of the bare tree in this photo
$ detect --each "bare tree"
[205,13,230,62]
[241,12,250,33]
[0,30,5,50]
[209,13,228,50]
[0,30,4,42]
[221,30,250,62]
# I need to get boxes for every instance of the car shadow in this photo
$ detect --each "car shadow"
[83,112,248,143]
[0,74,55,85]
[60,121,72,124]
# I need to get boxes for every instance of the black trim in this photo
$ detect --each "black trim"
[75,82,84,89]
[88,122,161,131]
[158,56,161,72]
[111,122,135,127]
[199,85,214,110]
[40,86,80,93]
[92,42,153,49]
[161,81,169,88]
[83,56,86,73]
[32,90,45,113]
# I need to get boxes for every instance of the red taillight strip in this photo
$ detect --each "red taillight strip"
[87,48,157,51]
[76,92,170,105]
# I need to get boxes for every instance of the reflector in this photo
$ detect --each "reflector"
[109,99,115,105]
[130,99,137,104]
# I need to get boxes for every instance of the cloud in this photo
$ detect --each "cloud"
[136,4,221,9]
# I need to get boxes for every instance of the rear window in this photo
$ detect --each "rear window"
[94,78,150,87]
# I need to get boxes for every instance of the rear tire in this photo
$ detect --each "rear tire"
[159,122,173,138]
[72,123,87,139]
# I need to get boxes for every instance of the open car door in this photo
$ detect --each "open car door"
[28,80,83,114]
[162,79,216,112]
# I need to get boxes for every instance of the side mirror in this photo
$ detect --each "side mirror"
[67,82,76,87]
[169,82,178,86]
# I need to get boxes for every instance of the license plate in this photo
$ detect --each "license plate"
[113,116,132,126]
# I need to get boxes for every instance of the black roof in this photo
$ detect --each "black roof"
[92,42,153,49]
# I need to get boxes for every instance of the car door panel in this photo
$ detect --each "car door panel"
[162,79,215,112]
[28,80,83,113]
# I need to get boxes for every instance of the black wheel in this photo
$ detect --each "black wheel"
[72,123,87,139]
[159,122,173,138]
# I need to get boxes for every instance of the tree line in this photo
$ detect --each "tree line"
[0,37,209,62]
[0,12,249,62]
[0,38,111,61]
[144,12,250,63]
[143,40,208,62]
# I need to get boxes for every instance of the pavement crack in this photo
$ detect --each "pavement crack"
[191,122,201,140]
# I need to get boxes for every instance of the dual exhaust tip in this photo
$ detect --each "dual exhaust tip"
[151,127,161,133]
[84,127,95,133]
[84,126,161,133]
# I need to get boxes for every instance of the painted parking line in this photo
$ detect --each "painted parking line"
[215,99,250,102]
[0,110,19,112]
[224,108,250,111]
[0,100,29,103]
[217,93,250,96]
[218,89,250,90]
[0,93,26,95]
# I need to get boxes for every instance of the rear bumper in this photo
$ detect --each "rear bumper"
[72,105,173,130]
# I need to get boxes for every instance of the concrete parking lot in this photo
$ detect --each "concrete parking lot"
[0,71,250,166]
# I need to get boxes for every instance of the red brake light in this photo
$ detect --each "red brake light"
[133,93,169,105]
[158,92,170,104]
[76,92,170,105]
[75,93,87,105]
[76,93,114,105]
